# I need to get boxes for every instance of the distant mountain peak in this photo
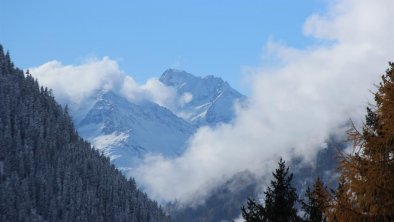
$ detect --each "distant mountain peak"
[160,69,196,86]
[160,69,228,88]
[159,69,245,126]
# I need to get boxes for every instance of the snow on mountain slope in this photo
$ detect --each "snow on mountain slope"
[66,70,245,172]
[160,69,246,126]
[74,90,196,170]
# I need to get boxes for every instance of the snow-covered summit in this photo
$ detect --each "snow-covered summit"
[160,69,246,126]
[160,69,196,87]
[160,69,231,92]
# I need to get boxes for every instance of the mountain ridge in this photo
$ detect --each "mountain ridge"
[160,69,246,126]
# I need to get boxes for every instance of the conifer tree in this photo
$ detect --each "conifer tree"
[241,198,265,222]
[301,178,328,222]
[241,158,300,222]
[331,62,394,221]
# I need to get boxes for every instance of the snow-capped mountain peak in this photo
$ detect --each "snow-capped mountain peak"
[160,69,196,88]
[160,69,246,126]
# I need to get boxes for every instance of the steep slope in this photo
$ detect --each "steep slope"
[0,46,170,222]
[160,69,246,126]
[74,90,196,170]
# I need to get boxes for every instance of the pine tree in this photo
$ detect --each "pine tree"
[241,198,265,222]
[331,62,394,221]
[264,158,300,222]
[241,158,300,222]
[301,178,328,222]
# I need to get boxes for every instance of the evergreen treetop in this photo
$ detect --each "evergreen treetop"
[301,177,328,222]
[241,158,300,222]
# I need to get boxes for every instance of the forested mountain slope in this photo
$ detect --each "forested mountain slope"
[0,45,170,222]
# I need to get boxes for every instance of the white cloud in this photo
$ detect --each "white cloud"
[121,77,177,108]
[133,0,394,205]
[233,215,245,222]
[29,57,177,109]
[30,57,124,105]
[179,92,193,106]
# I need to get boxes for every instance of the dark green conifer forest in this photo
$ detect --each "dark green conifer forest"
[0,45,170,222]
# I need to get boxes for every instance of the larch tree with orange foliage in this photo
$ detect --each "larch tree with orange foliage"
[331,62,394,221]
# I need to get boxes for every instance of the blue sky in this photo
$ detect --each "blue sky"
[0,0,324,93]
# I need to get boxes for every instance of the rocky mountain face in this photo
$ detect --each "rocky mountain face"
[160,69,246,126]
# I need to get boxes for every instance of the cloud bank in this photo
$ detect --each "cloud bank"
[133,0,394,204]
